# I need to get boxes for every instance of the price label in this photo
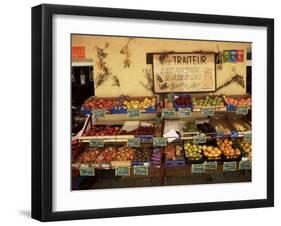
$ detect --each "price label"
[236,106,248,115]
[239,161,251,170]
[133,166,149,176]
[79,165,95,176]
[223,162,237,172]
[205,161,217,170]
[231,131,239,138]
[162,108,175,118]
[244,132,252,143]
[178,108,191,117]
[202,107,214,117]
[127,109,140,118]
[216,131,224,138]
[90,139,104,148]
[191,164,206,173]
[127,138,141,147]
[153,137,167,147]
[193,133,206,144]
[92,109,106,118]
[115,167,130,176]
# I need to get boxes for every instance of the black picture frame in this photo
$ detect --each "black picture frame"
[32,3,274,222]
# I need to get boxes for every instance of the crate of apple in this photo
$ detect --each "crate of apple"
[83,125,121,136]
[83,97,119,111]
[94,147,117,164]
[78,148,101,163]
[224,95,252,111]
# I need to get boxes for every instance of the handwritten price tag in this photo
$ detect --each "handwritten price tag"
[239,161,251,170]
[178,108,191,117]
[162,108,176,118]
[92,109,106,118]
[193,133,206,144]
[90,139,104,148]
[127,109,140,118]
[244,132,252,143]
[133,166,149,176]
[202,107,214,117]
[153,137,167,147]
[236,106,248,115]
[115,167,130,176]
[79,165,95,176]
[205,161,217,170]
[191,164,206,173]
[127,138,141,147]
[223,162,237,172]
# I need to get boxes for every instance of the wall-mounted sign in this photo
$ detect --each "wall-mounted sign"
[72,46,85,59]
[152,53,216,93]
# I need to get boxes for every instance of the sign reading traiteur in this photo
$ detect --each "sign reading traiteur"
[153,53,216,93]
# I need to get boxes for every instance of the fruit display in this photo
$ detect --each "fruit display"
[181,120,198,133]
[133,148,152,162]
[114,146,135,161]
[196,121,216,133]
[122,97,156,111]
[94,147,117,164]
[230,120,251,132]
[184,142,203,160]
[202,144,222,159]
[174,94,192,108]
[217,139,241,159]
[77,148,101,163]
[233,140,252,159]
[150,148,161,167]
[192,96,225,107]
[135,122,154,136]
[211,118,232,134]
[83,97,118,110]
[164,144,184,161]
[83,125,121,136]
[225,96,252,107]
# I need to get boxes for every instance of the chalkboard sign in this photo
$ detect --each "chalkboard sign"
[236,106,248,115]
[79,165,95,176]
[205,161,217,170]
[127,138,141,147]
[191,164,206,173]
[193,133,206,144]
[239,161,251,170]
[178,108,191,117]
[223,162,237,172]
[127,109,140,118]
[202,107,214,116]
[90,139,104,148]
[162,108,175,118]
[92,109,106,118]
[153,137,167,147]
[115,167,130,176]
[133,166,149,176]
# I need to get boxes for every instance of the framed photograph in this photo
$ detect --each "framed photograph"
[32,4,274,222]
